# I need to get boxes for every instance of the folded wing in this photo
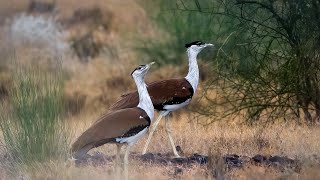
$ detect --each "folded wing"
[71,107,150,153]
[109,78,193,111]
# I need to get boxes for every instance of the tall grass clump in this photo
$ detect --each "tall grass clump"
[0,63,68,167]
[0,14,69,170]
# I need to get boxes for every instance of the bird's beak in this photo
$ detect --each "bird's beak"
[205,43,214,47]
[145,62,155,71]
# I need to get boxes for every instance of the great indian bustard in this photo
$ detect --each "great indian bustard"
[110,41,214,157]
[71,62,155,179]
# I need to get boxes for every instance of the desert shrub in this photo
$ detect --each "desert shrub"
[195,0,320,124]
[141,0,320,125]
[70,32,103,62]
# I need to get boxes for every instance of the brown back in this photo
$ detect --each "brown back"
[109,78,193,111]
[71,107,150,152]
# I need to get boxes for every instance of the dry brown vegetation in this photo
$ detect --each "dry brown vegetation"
[0,0,320,179]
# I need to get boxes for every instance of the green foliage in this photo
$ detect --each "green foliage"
[141,0,320,124]
[138,0,217,65]
[0,63,69,166]
[194,0,320,124]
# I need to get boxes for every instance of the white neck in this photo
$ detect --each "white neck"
[185,49,199,92]
[134,76,154,120]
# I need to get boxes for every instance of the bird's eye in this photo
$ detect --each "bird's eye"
[138,65,145,70]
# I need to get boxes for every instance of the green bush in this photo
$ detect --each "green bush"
[189,0,320,124]
[141,0,320,124]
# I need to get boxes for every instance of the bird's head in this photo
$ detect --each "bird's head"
[185,41,214,56]
[131,62,155,79]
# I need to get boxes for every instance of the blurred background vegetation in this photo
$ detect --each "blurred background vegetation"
[137,0,218,65]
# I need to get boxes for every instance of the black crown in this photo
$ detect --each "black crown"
[185,41,204,48]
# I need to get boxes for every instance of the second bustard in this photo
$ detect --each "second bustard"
[110,41,214,157]
[71,62,155,179]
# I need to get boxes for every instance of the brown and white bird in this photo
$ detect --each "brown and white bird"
[110,41,214,157]
[71,62,155,179]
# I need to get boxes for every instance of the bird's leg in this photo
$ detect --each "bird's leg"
[165,116,180,158]
[124,145,131,180]
[115,144,122,179]
[142,114,163,154]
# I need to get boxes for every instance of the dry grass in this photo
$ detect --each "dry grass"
[69,111,320,159]
[57,111,320,180]
[2,113,320,179]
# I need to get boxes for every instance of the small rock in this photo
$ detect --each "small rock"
[172,157,188,164]
[252,154,267,163]
[224,154,242,167]
[189,154,208,165]
[269,156,283,164]
[141,153,155,162]
[240,155,251,163]
[269,156,295,165]
[158,158,169,165]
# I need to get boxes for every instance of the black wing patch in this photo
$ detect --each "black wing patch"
[117,112,151,139]
[154,87,194,111]
[118,125,148,138]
